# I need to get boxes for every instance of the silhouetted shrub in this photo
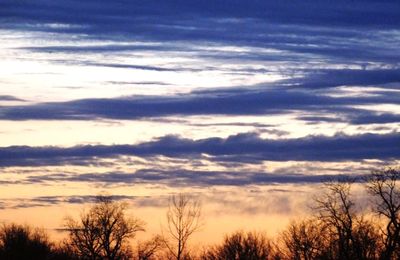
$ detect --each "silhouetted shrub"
[0,223,54,260]
[134,235,164,260]
[201,231,273,260]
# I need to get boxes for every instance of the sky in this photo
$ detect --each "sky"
[0,0,399,242]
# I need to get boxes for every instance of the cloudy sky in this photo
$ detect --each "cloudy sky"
[0,0,399,240]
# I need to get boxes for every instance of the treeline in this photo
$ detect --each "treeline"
[0,168,399,260]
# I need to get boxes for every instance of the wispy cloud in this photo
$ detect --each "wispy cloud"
[23,169,367,187]
[0,95,25,101]
[1,69,399,124]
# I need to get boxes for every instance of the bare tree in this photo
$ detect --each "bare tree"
[314,181,356,260]
[279,218,329,260]
[64,196,145,260]
[351,218,381,260]
[367,168,400,260]
[163,193,202,260]
[311,179,384,260]
[135,235,164,260]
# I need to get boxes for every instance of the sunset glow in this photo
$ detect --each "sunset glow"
[0,0,399,250]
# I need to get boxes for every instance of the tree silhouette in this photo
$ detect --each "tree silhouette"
[135,235,164,260]
[313,181,358,260]
[163,193,202,260]
[367,168,400,260]
[201,231,273,260]
[279,218,329,260]
[310,180,382,260]
[0,224,54,260]
[64,196,145,260]
[2,167,399,259]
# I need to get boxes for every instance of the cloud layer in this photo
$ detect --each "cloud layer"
[0,1,399,210]
[1,132,398,167]
[1,68,399,124]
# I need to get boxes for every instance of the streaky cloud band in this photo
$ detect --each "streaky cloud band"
[0,132,398,167]
[1,69,399,122]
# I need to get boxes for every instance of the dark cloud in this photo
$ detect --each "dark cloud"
[2,1,399,67]
[0,95,25,101]
[290,69,400,89]
[24,169,367,187]
[0,1,399,173]
[0,132,398,167]
[0,70,399,122]
[349,113,400,125]
[5,195,139,209]
[299,109,400,125]
[2,1,400,36]
[1,2,399,129]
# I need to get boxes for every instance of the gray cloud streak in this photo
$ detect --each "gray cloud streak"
[0,132,398,167]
